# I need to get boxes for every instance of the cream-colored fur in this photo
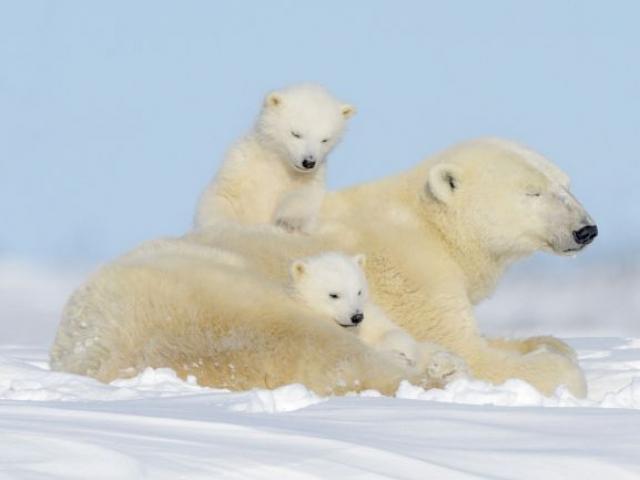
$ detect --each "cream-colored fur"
[51,138,596,396]
[51,238,442,395]
[288,252,469,383]
[195,84,354,233]
[358,304,470,382]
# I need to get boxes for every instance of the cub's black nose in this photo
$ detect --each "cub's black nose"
[351,313,364,324]
[301,157,316,169]
[572,225,598,245]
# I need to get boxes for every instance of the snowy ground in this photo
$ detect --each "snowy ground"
[1,258,639,479]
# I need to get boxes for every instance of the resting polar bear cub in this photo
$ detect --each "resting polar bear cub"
[289,252,468,381]
[195,84,355,233]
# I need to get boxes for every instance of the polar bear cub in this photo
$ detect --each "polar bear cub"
[289,252,469,383]
[195,84,355,233]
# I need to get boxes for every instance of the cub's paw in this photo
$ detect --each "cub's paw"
[380,349,417,370]
[427,351,469,384]
[275,216,311,234]
[391,350,417,368]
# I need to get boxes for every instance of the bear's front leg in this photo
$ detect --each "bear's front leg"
[463,336,587,397]
[274,186,324,234]
[411,296,587,397]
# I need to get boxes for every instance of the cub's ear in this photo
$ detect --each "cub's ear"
[290,260,306,280]
[426,163,462,203]
[265,91,282,108]
[353,253,366,269]
[341,104,356,119]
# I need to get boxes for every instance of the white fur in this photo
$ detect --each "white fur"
[423,138,597,262]
[289,252,367,327]
[195,84,355,233]
[289,252,469,382]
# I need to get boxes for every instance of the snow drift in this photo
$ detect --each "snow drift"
[1,258,639,478]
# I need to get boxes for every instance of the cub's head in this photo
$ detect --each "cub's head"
[289,252,367,328]
[423,138,597,260]
[257,84,355,173]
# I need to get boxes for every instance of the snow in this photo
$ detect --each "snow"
[1,259,639,478]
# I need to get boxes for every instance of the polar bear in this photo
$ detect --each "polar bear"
[195,84,355,233]
[288,252,468,381]
[51,138,597,397]
[51,243,442,395]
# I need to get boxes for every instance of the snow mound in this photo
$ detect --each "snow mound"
[0,351,325,413]
[3,342,640,412]
[0,355,214,402]
[396,377,640,409]
[229,383,325,413]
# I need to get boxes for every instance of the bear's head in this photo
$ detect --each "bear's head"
[256,84,355,173]
[289,252,367,328]
[423,139,597,261]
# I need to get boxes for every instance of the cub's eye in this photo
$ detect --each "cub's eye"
[357,290,362,296]
[291,131,302,139]
[329,293,340,299]
[321,138,330,143]
[526,192,542,197]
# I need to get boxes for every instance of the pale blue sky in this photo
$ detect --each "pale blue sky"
[1,1,638,263]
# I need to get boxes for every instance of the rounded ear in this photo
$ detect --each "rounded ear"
[353,253,366,269]
[265,91,282,108]
[341,104,356,119]
[426,163,462,203]
[290,260,306,281]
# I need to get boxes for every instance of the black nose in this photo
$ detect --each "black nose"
[351,313,364,324]
[572,225,598,245]
[301,157,316,169]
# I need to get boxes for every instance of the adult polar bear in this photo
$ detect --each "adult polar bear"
[51,138,597,396]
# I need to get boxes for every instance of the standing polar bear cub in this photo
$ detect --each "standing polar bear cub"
[195,84,355,232]
[289,252,469,382]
